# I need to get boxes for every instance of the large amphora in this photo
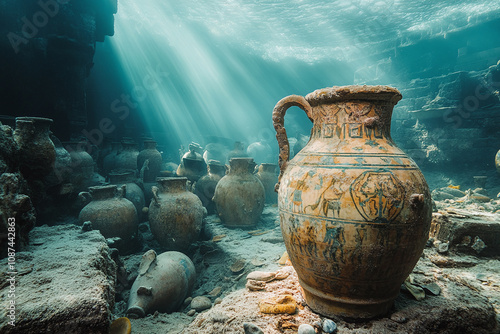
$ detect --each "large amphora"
[273,85,432,319]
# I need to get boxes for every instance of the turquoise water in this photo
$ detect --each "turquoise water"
[98,0,500,152]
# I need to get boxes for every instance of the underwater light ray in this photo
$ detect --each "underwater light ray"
[110,0,500,150]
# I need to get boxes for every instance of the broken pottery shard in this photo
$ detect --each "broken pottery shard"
[247,271,276,282]
[208,286,222,297]
[259,295,297,314]
[230,259,246,274]
[138,249,157,275]
[403,277,426,301]
[251,258,265,267]
[109,317,132,334]
[278,251,290,265]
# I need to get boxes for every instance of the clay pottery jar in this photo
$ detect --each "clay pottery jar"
[14,117,56,180]
[148,177,205,251]
[177,142,206,182]
[109,170,145,216]
[273,85,432,319]
[203,142,227,165]
[63,141,95,193]
[127,250,196,318]
[194,160,227,214]
[44,136,72,189]
[495,149,500,173]
[226,141,248,163]
[256,163,278,204]
[247,140,272,164]
[137,140,162,182]
[79,184,138,241]
[103,142,121,176]
[213,157,265,227]
[115,140,139,172]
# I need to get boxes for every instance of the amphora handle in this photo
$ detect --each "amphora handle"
[272,95,313,191]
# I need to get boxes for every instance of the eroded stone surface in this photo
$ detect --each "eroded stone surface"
[0,225,116,334]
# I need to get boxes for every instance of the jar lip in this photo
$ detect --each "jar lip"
[89,184,117,192]
[156,176,188,182]
[305,85,402,106]
[109,169,135,177]
[16,116,53,123]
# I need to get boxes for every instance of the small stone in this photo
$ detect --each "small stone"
[182,297,192,309]
[390,313,407,324]
[298,324,315,334]
[190,296,212,312]
[138,223,149,232]
[214,297,223,305]
[471,236,487,254]
[187,309,196,316]
[437,242,449,254]
[243,323,264,334]
[208,286,222,297]
[322,319,337,333]
[81,221,92,232]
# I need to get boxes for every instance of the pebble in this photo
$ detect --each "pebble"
[390,313,407,324]
[182,297,192,309]
[214,297,223,305]
[322,319,337,333]
[243,322,264,334]
[298,324,315,334]
[190,296,212,312]
[81,221,92,232]
[437,242,449,254]
[187,309,196,316]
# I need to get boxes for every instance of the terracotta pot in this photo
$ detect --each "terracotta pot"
[63,141,95,193]
[273,85,432,319]
[148,177,205,251]
[213,157,265,227]
[14,117,56,180]
[177,143,206,182]
[115,140,139,172]
[256,163,278,204]
[109,170,145,215]
[137,140,162,182]
[194,160,226,214]
[127,250,196,318]
[79,184,138,241]
[495,149,500,173]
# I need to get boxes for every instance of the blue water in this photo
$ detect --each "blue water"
[99,0,500,153]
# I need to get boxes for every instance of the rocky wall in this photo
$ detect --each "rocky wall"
[0,0,117,139]
[354,17,500,174]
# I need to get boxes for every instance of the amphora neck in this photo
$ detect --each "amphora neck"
[310,101,394,141]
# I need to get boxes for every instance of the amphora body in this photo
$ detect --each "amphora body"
[273,85,432,319]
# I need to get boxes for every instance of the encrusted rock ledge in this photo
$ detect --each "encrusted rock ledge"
[0,225,116,334]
